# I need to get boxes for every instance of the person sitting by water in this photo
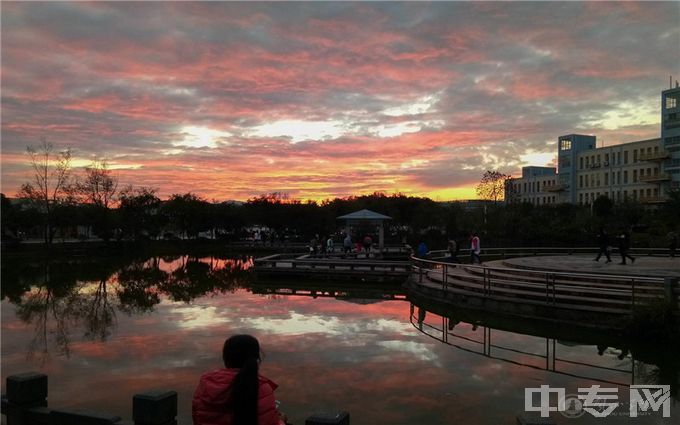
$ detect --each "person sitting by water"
[192,335,286,425]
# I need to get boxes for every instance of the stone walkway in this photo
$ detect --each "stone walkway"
[501,254,680,278]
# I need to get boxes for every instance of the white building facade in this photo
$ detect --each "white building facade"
[507,87,679,206]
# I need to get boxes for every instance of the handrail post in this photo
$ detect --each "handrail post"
[631,278,636,312]
[664,277,679,311]
[552,274,556,305]
[443,264,447,290]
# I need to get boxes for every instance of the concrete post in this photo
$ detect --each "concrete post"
[4,372,48,425]
[664,277,679,310]
[306,410,350,425]
[132,391,177,425]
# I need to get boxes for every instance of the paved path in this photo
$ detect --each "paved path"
[501,254,680,278]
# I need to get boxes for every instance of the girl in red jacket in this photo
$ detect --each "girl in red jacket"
[192,335,286,425]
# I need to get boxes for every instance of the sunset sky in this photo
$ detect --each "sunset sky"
[1,1,679,201]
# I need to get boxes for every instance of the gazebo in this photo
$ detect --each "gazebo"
[337,209,392,250]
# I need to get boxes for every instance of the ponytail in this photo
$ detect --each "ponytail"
[232,357,259,425]
[223,335,261,425]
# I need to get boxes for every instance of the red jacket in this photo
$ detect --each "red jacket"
[192,368,282,425]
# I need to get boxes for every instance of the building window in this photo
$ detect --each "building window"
[633,169,637,182]
[580,157,584,169]
[666,95,678,109]
[617,171,621,185]
[604,153,609,165]
[617,152,621,164]
[623,170,628,184]
[604,173,609,185]
[633,150,638,162]
[560,139,572,150]
[579,175,583,188]
[624,151,628,164]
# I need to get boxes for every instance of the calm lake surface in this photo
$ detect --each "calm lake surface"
[1,254,678,424]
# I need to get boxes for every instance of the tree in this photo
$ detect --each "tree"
[76,160,118,209]
[19,138,73,244]
[118,186,163,240]
[162,193,212,239]
[75,160,118,240]
[476,170,510,204]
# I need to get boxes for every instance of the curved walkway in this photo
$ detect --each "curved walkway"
[409,253,680,328]
[502,254,680,278]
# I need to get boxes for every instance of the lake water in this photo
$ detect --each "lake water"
[1,254,678,424]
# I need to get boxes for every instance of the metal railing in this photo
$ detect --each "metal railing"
[410,252,672,315]
[254,253,411,273]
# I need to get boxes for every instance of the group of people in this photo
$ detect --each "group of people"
[415,232,482,264]
[339,233,374,255]
[308,234,335,255]
[592,227,636,265]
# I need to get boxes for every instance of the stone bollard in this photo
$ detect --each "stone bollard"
[4,372,48,425]
[305,410,350,425]
[132,391,177,425]
[664,277,679,310]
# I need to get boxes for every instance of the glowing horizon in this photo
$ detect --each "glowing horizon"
[1,2,678,202]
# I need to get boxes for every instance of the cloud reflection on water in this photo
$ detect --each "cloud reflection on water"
[2,254,678,424]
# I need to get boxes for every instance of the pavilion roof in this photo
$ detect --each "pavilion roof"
[336,209,392,221]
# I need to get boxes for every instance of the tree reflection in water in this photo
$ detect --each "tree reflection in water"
[3,254,253,361]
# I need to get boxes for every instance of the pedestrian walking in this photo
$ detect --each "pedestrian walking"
[618,229,635,265]
[470,232,482,264]
[343,233,352,254]
[593,227,612,263]
[326,236,334,253]
[417,241,428,258]
[448,239,461,263]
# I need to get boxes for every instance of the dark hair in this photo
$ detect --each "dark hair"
[223,335,261,425]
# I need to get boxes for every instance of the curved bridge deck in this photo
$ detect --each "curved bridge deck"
[410,254,680,328]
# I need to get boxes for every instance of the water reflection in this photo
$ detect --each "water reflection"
[2,254,252,362]
[410,302,680,401]
[1,254,679,424]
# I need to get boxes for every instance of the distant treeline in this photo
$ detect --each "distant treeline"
[2,191,679,249]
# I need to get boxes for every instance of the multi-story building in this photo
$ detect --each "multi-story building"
[507,86,679,206]
[662,85,680,189]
